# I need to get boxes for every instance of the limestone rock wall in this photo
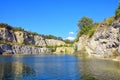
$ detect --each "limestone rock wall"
[55,47,74,54]
[0,28,65,47]
[0,28,16,42]
[0,27,71,54]
[45,39,65,46]
[0,44,50,54]
[75,19,120,56]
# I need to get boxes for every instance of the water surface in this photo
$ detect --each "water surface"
[0,55,120,80]
[0,55,81,80]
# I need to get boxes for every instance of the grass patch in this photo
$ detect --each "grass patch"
[88,29,95,38]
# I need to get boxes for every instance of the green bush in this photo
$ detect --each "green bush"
[51,48,56,52]
[88,30,95,38]
[12,27,24,31]
[77,17,96,37]
[74,37,79,42]
[27,31,38,35]
[107,17,114,26]
[0,23,13,30]
[76,17,99,40]
[74,46,78,52]
[115,2,120,19]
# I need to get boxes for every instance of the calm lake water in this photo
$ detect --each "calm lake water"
[0,55,120,80]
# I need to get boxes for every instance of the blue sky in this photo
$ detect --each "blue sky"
[0,0,118,40]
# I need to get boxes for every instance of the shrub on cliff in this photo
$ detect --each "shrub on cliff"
[0,23,25,32]
[88,29,95,38]
[12,27,24,31]
[0,23,13,30]
[44,35,63,40]
[115,2,120,19]
[107,17,114,26]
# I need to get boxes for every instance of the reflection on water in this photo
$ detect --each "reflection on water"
[0,55,120,80]
[0,55,81,80]
[78,56,120,80]
[0,62,35,80]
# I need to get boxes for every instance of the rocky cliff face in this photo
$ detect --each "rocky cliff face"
[45,39,65,46]
[0,44,50,54]
[75,19,120,57]
[0,27,16,42]
[0,27,69,54]
[55,47,74,54]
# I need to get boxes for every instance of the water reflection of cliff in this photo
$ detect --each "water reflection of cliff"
[0,62,35,80]
[78,57,120,80]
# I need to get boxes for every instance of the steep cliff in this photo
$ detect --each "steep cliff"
[0,44,50,54]
[0,24,71,54]
[75,19,120,57]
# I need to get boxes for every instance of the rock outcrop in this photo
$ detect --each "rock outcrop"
[45,39,65,46]
[75,19,120,57]
[0,27,16,42]
[0,26,72,54]
[0,44,50,54]
[55,47,74,54]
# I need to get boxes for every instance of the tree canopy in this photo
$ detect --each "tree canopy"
[77,17,94,36]
[0,23,63,40]
[77,16,93,29]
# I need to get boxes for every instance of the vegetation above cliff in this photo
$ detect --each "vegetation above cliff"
[75,2,120,42]
[0,23,64,41]
[74,17,98,42]
[78,17,99,37]
[115,2,120,19]
[75,16,115,42]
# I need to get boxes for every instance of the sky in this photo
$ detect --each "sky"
[0,0,118,40]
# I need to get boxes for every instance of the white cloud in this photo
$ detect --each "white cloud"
[66,36,75,41]
[69,32,74,35]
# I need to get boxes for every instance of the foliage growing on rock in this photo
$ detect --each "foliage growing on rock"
[0,23,64,41]
[115,2,120,19]
[77,17,98,38]
[107,17,115,26]
[77,17,94,36]
[0,23,13,30]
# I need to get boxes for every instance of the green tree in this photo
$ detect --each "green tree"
[77,17,94,36]
[115,2,120,19]
[77,17,93,29]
